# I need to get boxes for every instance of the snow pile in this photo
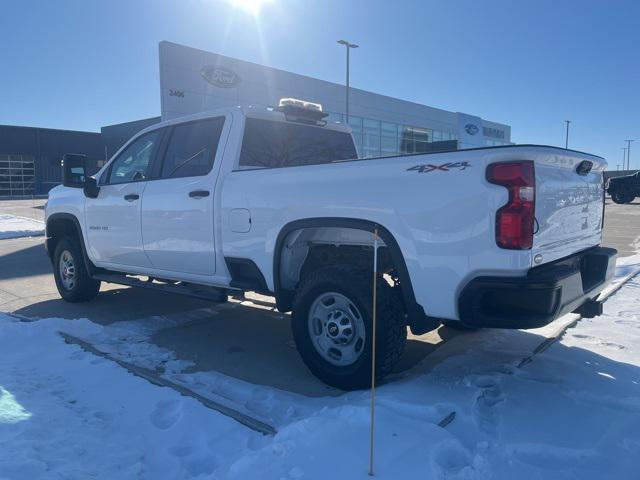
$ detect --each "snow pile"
[0,214,44,240]
[1,265,639,478]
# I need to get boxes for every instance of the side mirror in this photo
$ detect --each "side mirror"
[83,176,100,199]
[62,153,87,188]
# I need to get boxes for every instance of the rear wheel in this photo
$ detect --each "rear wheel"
[611,191,634,204]
[53,237,101,302]
[291,265,406,390]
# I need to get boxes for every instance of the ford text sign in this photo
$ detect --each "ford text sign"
[200,66,241,88]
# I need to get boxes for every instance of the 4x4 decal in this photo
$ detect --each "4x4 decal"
[407,161,471,173]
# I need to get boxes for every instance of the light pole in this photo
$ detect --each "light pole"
[337,39,358,123]
[564,120,571,149]
[624,139,634,170]
[622,147,627,171]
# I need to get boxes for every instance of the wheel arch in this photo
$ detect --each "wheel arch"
[45,213,93,275]
[273,217,440,334]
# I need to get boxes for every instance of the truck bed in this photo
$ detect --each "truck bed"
[221,145,607,321]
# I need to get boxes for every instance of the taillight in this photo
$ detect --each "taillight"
[486,161,535,250]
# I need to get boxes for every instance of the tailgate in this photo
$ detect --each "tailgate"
[533,150,606,265]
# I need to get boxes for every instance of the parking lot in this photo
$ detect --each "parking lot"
[602,198,640,257]
[0,197,638,399]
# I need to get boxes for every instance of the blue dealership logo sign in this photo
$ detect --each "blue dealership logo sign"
[201,66,241,88]
[464,123,479,136]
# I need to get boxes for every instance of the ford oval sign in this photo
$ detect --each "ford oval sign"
[200,66,241,88]
[464,123,479,136]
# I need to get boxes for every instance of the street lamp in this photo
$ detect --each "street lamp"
[564,120,571,149]
[337,39,358,123]
[624,139,634,170]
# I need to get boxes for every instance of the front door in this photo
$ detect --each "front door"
[85,129,163,268]
[141,116,226,276]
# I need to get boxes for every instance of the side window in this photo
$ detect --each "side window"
[239,118,357,168]
[106,130,161,184]
[160,117,225,178]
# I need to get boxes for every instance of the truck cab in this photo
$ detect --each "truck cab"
[47,101,356,287]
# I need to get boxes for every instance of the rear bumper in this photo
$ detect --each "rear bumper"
[459,246,617,329]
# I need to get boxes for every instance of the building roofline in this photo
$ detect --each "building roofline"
[0,124,101,136]
[101,116,162,130]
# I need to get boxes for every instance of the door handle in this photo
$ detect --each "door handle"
[189,190,210,198]
[124,193,140,202]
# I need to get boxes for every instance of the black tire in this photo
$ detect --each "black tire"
[53,236,101,302]
[441,319,477,331]
[291,265,406,390]
[611,191,634,204]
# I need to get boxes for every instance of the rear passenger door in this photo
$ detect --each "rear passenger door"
[140,116,226,276]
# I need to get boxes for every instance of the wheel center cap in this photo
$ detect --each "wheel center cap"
[327,322,339,337]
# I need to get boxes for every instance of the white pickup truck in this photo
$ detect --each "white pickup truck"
[45,99,616,389]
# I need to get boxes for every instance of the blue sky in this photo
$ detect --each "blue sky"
[1,0,639,168]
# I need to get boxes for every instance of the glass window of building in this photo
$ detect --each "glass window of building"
[399,126,414,154]
[325,112,344,125]
[381,122,397,137]
[0,154,35,196]
[400,142,413,154]
[363,135,379,148]
[309,114,462,158]
[363,131,381,158]
[412,127,430,143]
[381,136,398,155]
[363,118,380,135]
[414,141,429,153]
[348,115,363,132]
[399,126,432,154]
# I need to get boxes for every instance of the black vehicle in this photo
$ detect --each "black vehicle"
[606,171,640,204]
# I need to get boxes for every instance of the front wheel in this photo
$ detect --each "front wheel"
[291,265,406,390]
[53,237,101,302]
[611,191,634,204]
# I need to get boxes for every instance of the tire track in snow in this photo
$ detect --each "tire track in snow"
[59,331,277,436]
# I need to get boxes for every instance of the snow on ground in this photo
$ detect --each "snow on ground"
[0,316,262,479]
[1,257,640,479]
[0,214,44,240]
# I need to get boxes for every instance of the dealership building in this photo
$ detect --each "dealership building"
[1,41,511,197]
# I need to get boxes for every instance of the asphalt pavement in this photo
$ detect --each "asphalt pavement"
[602,198,640,257]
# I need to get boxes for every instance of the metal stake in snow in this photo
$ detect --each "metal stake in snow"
[368,227,379,476]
